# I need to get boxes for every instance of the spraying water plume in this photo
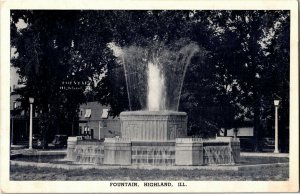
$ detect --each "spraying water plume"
[112,39,200,111]
[147,61,166,111]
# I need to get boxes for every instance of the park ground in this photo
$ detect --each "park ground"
[10,163,288,181]
[10,152,289,181]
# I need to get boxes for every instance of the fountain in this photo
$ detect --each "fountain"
[67,40,240,166]
[119,40,199,111]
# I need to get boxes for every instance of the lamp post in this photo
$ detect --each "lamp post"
[274,100,280,153]
[29,97,34,149]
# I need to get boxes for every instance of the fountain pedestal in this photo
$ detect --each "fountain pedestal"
[120,111,187,141]
[103,138,131,165]
[67,136,81,161]
[175,138,203,166]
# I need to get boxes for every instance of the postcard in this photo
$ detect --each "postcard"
[0,0,299,193]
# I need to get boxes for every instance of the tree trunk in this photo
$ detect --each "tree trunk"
[224,128,228,136]
[253,91,262,152]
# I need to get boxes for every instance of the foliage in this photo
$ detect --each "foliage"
[11,11,112,138]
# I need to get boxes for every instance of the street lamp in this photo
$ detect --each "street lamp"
[29,97,34,149]
[274,100,280,153]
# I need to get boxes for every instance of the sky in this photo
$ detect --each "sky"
[10,19,27,90]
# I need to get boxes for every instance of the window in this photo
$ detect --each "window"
[13,101,17,109]
[101,109,109,119]
[79,109,83,117]
[84,109,91,118]
[99,121,107,128]
[103,121,107,128]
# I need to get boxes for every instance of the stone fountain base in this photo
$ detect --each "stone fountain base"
[67,111,240,166]
[67,137,240,166]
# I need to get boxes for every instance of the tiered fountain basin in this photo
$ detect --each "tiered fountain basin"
[120,111,188,141]
[67,111,240,166]
[67,137,240,166]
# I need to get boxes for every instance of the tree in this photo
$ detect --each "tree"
[210,11,288,150]
[10,11,114,141]
[260,12,290,152]
[179,10,289,143]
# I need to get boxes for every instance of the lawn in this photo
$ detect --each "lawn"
[12,155,289,165]
[10,164,288,181]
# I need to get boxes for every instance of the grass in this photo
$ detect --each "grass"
[10,164,289,181]
[239,156,289,165]
[12,155,289,165]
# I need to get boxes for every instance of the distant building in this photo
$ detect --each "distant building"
[10,67,121,143]
[10,67,39,145]
[78,101,121,140]
[219,127,254,137]
[219,121,258,151]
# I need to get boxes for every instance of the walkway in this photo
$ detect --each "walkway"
[241,152,289,157]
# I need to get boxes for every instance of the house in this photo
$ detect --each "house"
[78,101,121,140]
[10,67,39,145]
[219,127,254,137]
[218,121,257,151]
